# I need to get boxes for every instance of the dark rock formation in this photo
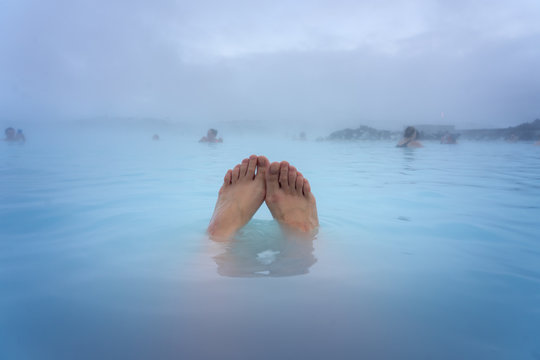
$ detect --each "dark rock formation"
[416,130,459,141]
[460,119,540,141]
[327,119,540,142]
[327,126,396,141]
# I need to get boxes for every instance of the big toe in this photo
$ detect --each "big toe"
[246,155,258,179]
[266,161,281,195]
[256,155,269,179]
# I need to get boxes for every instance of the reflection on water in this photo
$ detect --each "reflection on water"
[212,220,317,277]
[401,147,417,174]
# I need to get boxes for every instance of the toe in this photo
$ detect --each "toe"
[239,158,249,178]
[232,164,241,183]
[256,155,269,179]
[296,173,304,195]
[266,161,280,195]
[224,169,232,185]
[246,155,257,179]
[288,165,297,193]
[303,178,311,196]
[279,161,289,190]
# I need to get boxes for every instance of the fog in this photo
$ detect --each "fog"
[1,0,540,132]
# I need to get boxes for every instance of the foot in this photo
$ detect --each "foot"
[265,161,319,235]
[207,155,269,240]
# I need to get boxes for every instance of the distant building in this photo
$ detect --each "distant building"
[410,125,455,140]
[413,125,455,136]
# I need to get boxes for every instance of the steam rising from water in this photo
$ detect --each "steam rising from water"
[1,0,540,130]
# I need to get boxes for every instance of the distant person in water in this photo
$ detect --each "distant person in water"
[396,126,423,148]
[207,155,319,241]
[4,127,26,142]
[4,127,15,141]
[152,134,160,141]
[15,129,25,142]
[199,128,223,143]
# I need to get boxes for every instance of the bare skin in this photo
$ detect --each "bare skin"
[397,137,423,148]
[397,129,423,148]
[406,140,423,148]
[207,155,268,240]
[265,161,319,235]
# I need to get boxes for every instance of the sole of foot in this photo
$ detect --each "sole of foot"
[265,161,319,236]
[207,155,268,241]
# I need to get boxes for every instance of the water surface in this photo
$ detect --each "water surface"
[1,132,540,359]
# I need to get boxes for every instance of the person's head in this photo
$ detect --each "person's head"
[5,127,15,139]
[207,128,218,139]
[404,126,417,139]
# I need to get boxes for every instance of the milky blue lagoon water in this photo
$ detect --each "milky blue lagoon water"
[2,131,540,359]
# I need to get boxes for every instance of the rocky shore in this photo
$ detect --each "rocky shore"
[325,119,540,142]
[459,119,540,141]
[326,126,398,141]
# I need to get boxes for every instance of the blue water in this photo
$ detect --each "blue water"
[2,131,540,359]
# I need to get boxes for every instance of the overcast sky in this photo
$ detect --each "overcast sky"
[1,0,539,129]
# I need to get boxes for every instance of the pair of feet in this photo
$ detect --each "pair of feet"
[207,155,319,240]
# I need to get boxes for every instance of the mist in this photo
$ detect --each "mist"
[1,0,539,132]
[3,2,540,359]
